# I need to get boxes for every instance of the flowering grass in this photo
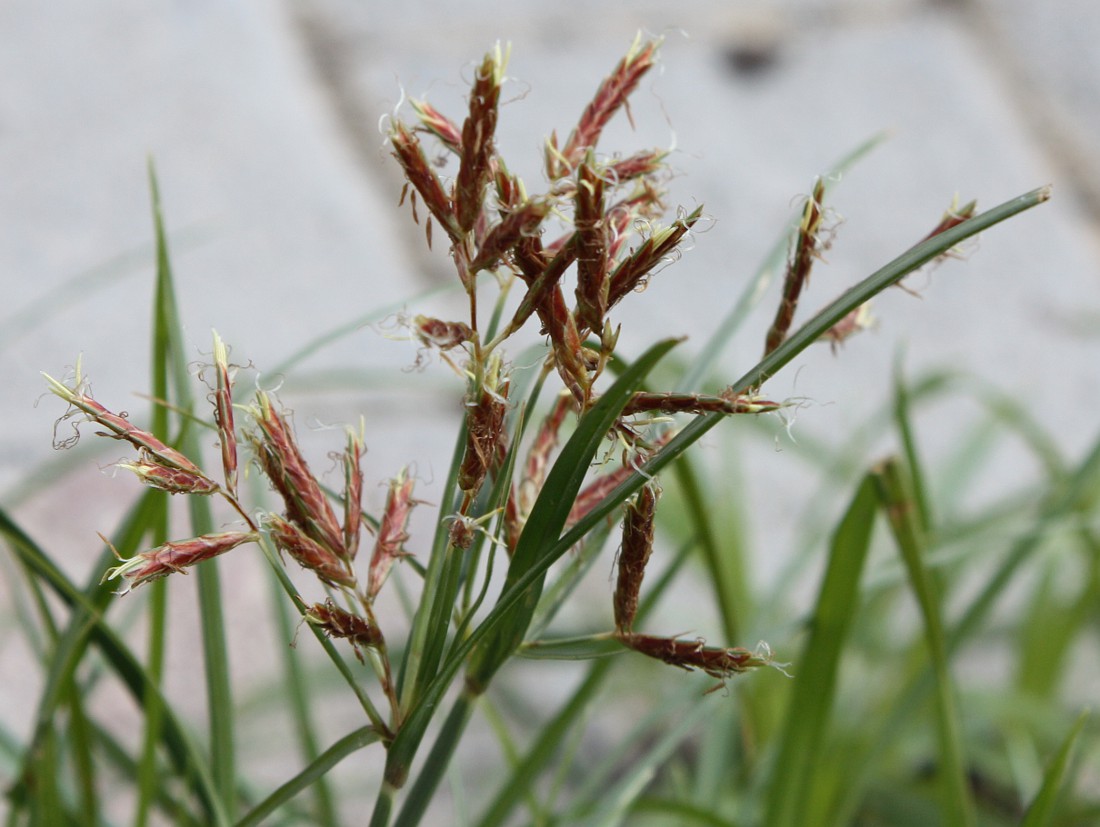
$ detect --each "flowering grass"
[3,34,1095,827]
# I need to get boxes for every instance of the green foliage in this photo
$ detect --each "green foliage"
[4,36,1092,827]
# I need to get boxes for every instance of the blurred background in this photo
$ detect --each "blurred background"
[3,0,1099,819]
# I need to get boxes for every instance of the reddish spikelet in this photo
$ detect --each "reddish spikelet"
[212,331,238,496]
[619,390,780,417]
[103,531,256,595]
[605,181,667,260]
[305,599,383,662]
[468,198,552,274]
[390,120,460,243]
[606,149,667,183]
[448,515,476,550]
[369,468,418,598]
[511,240,591,404]
[342,426,366,561]
[503,486,521,554]
[518,393,573,518]
[268,514,354,588]
[920,197,977,244]
[458,356,510,495]
[44,372,204,475]
[456,47,505,233]
[574,154,610,333]
[413,315,476,352]
[119,458,219,495]
[249,392,346,559]
[607,205,704,310]
[613,484,658,632]
[620,633,773,680]
[409,98,462,153]
[567,430,673,527]
[821,302,875,352]
[764,177,827,358]
[550,35,661,177]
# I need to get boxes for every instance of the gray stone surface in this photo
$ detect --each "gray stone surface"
[2,0,1098,819]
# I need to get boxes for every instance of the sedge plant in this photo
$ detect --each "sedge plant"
[6,34,1090,827]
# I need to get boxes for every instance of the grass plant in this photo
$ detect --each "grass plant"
[4,35,1095,827]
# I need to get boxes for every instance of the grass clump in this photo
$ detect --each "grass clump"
[4,34,1091,827]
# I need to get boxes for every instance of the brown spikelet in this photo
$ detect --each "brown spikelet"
[619,633,774,682]
[550,35,661,177]
[764,177,827,358]
[468,199,552,275]
[456,48,505,234]
[413,315,476,352]
[458,357,510,495]
[574,154,610,333]
[619,391,780,418]
[510,238,591,404]
[305,599,383,663]
[607,205,704,310]
[390,120,460,243]
[613,484,658,632]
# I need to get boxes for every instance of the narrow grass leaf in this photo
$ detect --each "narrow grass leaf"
[764,472,878,827]
[149,160,238,817]
[892,356,932,532]
[1020,711,1089,827]
[874,457,974,827]
[517,634,623,660]
[235,726,381,827]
